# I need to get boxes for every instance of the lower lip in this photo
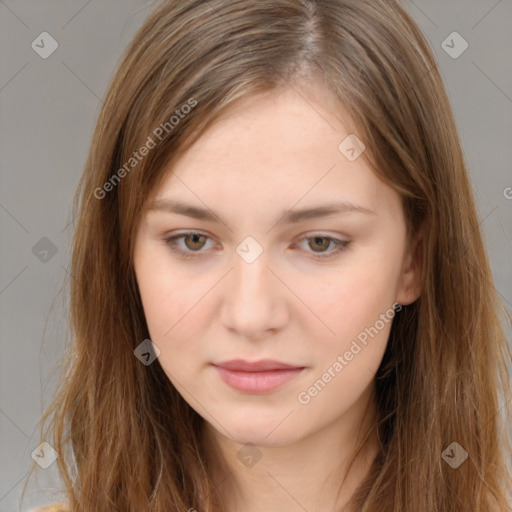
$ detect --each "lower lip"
[213,366,305,393]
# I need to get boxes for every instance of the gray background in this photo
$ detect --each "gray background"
[1,1,511,510]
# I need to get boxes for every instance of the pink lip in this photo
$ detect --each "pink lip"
[212,359,306,393]
[214,358,302,371]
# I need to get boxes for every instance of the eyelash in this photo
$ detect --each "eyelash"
[163,231,350,260]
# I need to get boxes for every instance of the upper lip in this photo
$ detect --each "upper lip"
[213,359,304,371]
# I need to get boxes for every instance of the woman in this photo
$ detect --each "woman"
[27,0,512,510]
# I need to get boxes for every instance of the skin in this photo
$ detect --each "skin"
[133,79,421,512]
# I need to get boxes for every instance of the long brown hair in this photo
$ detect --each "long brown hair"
[28,0,512,510]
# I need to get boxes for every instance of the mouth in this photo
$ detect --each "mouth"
[211,359,306,393]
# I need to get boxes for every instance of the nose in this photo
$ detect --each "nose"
[220,251,289,340]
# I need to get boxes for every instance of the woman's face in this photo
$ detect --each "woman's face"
[133,83,419,447]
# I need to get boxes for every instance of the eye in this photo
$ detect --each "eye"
[164,231,215,259]
[295,234,350,259]
[163,231,350,260]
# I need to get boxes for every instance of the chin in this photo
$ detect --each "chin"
[230,430,294,448]
[221,416,305,448]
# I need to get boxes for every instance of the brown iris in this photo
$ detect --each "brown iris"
[184,234,207,251]
[308,236,331,253]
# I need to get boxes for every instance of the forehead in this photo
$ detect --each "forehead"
[176,84,354,169]
[148,85,398,219]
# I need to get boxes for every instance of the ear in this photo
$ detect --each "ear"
[396,227,423,306]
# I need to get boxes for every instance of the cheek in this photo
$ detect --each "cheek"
[304,251,401,353]
[134,252,221,385]
[294,264,398,416]
[135,252,201,340]
[136,269,205,382]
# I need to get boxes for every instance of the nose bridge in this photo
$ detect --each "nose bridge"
[231,247,273,305]
[221,245,286,337]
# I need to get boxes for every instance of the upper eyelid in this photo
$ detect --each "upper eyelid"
[165,230,217,246]
[164,229,348,240]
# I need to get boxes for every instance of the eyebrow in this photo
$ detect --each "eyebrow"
[145,198,375,225]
